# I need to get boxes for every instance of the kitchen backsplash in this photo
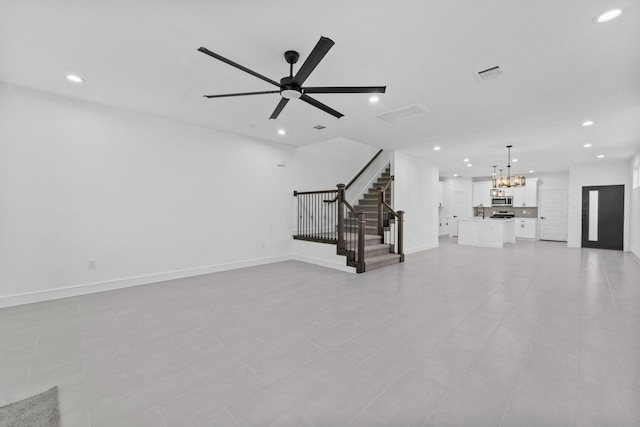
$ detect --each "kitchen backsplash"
[512,207,538,218]
[473,207,538,218]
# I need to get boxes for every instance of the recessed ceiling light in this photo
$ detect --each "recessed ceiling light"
[512,158,518,162]
[433,146,441,151]
[597,154,605,158]
[528,170,534,173]
[369,96,379,103]
[467,164,472,167]
[453,174,459,177]
[593,8,623,23]
[66,74,84,83]
[463,158,469,162]
[582,120,594,127]
[277,129,286,135]
[583,143,593,148]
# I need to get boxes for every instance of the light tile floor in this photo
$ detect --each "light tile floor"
[1,238,640,426]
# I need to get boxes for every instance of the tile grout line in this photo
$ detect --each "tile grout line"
[155,406,168,427]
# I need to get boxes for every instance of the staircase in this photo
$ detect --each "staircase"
[349,166,403,272]
[292,150,404,273]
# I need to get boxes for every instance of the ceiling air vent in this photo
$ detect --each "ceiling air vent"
[476,65,503,81]
[377,103,430,123]
[313,125,326,130]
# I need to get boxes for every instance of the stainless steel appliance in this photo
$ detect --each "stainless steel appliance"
[491,196,513,207]
[490,210,515,219]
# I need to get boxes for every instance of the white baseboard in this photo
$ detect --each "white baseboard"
[0,255,289,308]
[0,243,440,308]
[289,254,356,273]
[404,243,439,255]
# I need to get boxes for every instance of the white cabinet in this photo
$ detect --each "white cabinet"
[515,218,537,239]
[438,181,444,208]
[472,181,492,207]
[512,178,538,207]
[438,217,450,236]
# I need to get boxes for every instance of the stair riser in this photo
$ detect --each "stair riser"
[364,261,400,272]
[365,257,401,272]
[365,247,393,257]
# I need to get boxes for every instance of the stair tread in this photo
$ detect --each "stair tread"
[366,253,401,263]
[343,233,381,239]
[365,242,390,248]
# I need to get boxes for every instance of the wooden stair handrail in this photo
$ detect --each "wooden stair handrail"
[293,189,338,196]
[345,149,383,190]
[380,175,394,193]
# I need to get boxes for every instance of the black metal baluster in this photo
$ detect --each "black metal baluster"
[304,195,308,237]
[296,196,302,236]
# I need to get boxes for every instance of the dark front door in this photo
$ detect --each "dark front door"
[581,185,624,250]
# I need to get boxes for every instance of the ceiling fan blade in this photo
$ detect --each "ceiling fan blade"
[269,98,289,120]
[300,94,343,119]
[292,37,334,86]
[203,90,280,99]
[303,86,387,94]
[198,47,281,88]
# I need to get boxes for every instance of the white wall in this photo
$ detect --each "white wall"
[393,152,439,253]
[534,172,569,191]
[291,137,380,192]
[630,149,640,259]
[0,84,295,306]
[567,160,631,249]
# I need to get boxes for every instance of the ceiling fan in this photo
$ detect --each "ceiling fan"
[197,36,386,120]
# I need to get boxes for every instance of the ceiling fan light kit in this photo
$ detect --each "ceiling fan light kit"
[198,36,386,120]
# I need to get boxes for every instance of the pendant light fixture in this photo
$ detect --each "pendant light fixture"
[497,145,526,188]
[490,166,502,197]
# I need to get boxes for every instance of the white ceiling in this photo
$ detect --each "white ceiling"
[1,0,639,177]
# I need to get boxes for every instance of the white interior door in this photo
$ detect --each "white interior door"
[450,191,470,236]
[539,189,568,241]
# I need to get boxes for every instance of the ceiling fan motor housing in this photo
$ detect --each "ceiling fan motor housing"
[280,76,302,99]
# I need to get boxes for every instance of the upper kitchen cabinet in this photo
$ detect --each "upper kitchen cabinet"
[512,178,538,207]
[472,181,492,207]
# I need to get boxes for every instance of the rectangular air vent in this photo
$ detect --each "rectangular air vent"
[377,103,430,123]
[476,65,503,81]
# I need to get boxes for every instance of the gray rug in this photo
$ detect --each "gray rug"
[0,387,60,427]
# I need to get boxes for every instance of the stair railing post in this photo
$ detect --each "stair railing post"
[337,183,346,255]
[397,210,405,262]
[378,187,384,238]
[357,210,366,273]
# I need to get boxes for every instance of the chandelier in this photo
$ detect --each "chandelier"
[496,145,526,188]
[490,166,505,197]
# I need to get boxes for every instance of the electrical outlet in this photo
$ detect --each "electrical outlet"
[88,259,97,269]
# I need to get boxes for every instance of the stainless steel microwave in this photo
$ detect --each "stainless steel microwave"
[491,196,513,207]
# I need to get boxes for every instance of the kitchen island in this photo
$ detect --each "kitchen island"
[457,218,516,248]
